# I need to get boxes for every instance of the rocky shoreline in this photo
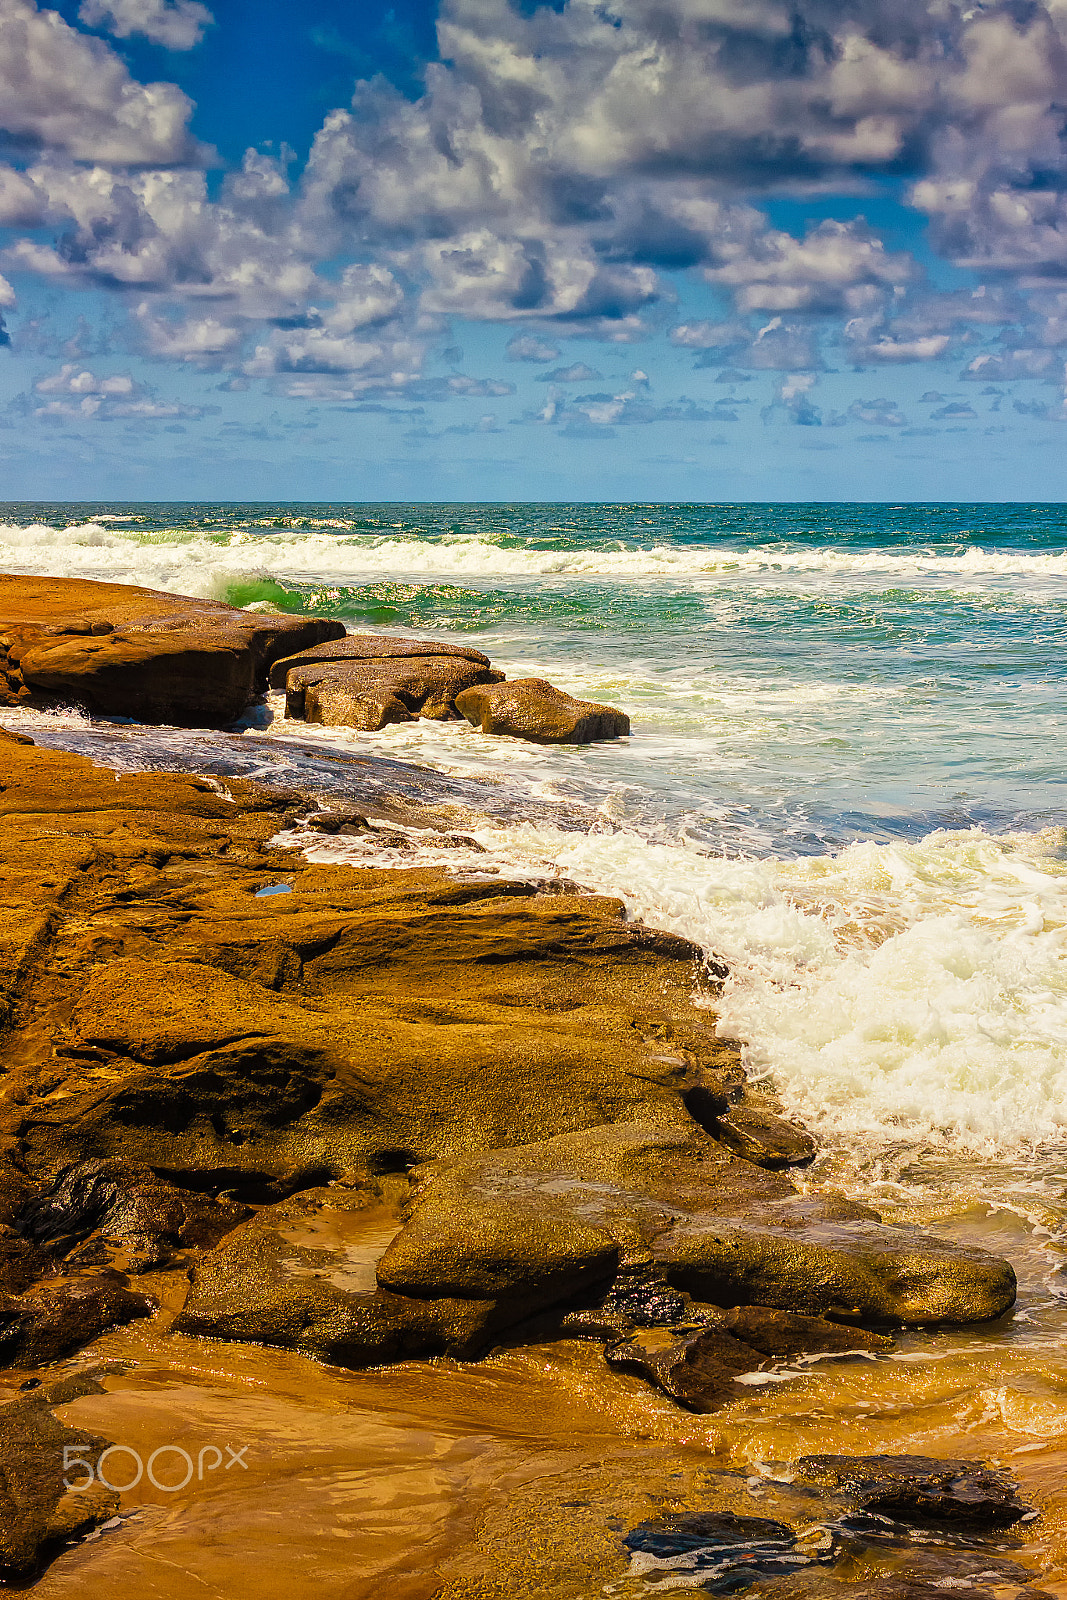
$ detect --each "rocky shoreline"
[0,576,1049,1597]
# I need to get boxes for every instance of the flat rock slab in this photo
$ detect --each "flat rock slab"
[268,632,491,689]
[0,574,343,725]
[455,676,630,743]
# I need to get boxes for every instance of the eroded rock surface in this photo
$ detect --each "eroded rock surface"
[0,734,1017,1396]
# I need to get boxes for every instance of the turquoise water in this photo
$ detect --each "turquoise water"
[1,500,1063,852]
[2,501,1067,1151]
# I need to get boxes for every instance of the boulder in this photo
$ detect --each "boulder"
[0,573,344,725]
[655,1215,1017,1326]
[294,655,503,727]
[175,1188,498,1363]
[454,677,630,744]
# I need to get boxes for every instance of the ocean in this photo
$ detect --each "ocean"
[8,500,1067,1592]
[3,500,1065,1158]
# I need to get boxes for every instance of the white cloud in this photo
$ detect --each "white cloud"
[505,334,560,362]
[0,0,202,163]
[78,0,213,51]
[27,362,204,419]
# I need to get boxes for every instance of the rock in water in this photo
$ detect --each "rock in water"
[293,655,504,727]
[606,1323,765,1411]
[454,678,630,743]
[1,1380,121,1580]
[797,1454,1032,1528]
[267,633,493,688]
[0,574,343,725]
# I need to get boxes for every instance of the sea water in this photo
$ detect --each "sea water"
[3,500,1064,1157]
[7,500,1067,1595]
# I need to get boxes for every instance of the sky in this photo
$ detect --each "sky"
[3,0,1067,500]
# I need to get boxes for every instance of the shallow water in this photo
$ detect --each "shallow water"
[3,501,1067,1591]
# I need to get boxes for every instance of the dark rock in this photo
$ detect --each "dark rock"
[454,677,630,744]
[0,1274,154,1368]
[722,1305,894,1357]
[19,1159,249,1272]
[0,1227,48,1294]
[798,1454,1032,1528]
[304,809,371,834]
[606,1323,764,1411]
[623,1509,835,1591]
[267,632,492,690]
[713,1103,818,1168]
[598,1273,690,1327]
[0,1385,120,1579]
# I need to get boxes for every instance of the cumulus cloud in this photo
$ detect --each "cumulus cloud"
[848,397,907,427]
[24,362,204,419]
[79,0,212,50]
[931,400,977,419]
[0,0,203,164]
[538,362,602,383]
[9,0,1067,385]
[764,372,821,426]
[505,334,559,362]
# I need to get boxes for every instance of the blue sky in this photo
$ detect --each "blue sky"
[3,0,1067,500]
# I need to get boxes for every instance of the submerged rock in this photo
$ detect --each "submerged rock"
[623,1509,836,1592]
[721,1305,893,1357]
[797,1454,1032,1528]
[606,1323,764,1411]
[454,676,630,743]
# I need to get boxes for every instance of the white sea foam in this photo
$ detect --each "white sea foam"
[2,521,1067,593]
[449,822,1067,1154]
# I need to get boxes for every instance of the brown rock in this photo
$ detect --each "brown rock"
[267,631,492,689]
[606,1323,764,1411]
[722,1304,893,1356]
[0,1382,120,1579]
[175,1188,499,1363]
[655,1215,1016,1326]
[712,1102,818,1168]
[291,655,505,725]
[0,1274,154,1368]
[0,573,344,725]
[454,677,630,743]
